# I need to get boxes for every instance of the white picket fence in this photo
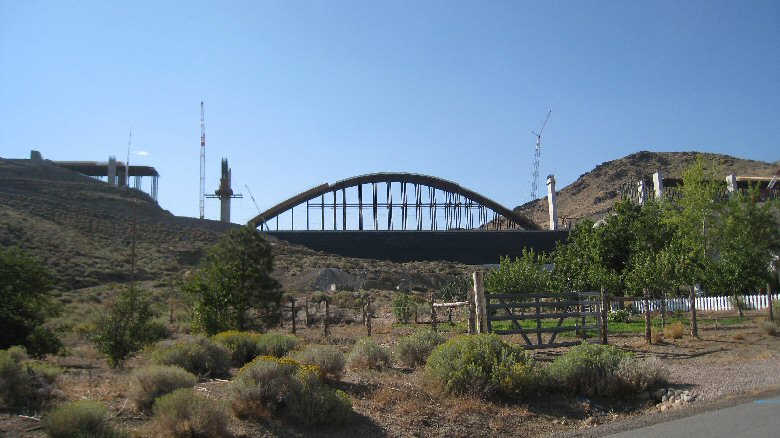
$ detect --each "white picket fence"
[612,293,780,313]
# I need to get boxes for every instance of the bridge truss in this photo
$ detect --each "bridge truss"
[248,173,538,231]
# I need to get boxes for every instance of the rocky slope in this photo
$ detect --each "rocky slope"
[515,151,779,229]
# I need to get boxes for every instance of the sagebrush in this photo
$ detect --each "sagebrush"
[43,400,128,438]
[424,334,535,398]
[147,337,232,378]
[290,344,345,380]
[396,330,445,367]
[231,356,352,426]
[153,388,232,438]
[129,365,197,411]
[346,338,391,370]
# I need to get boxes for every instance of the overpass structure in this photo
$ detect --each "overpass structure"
[248,172,539,231]
[249,173,568,264]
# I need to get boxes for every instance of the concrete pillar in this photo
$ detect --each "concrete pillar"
[726,174,737,194]
[30,150,43,161]
[107,156,117,185]
[546,175,558,231]
[653,171,664,200]
[637,179,647,204]
[216,158,233,223]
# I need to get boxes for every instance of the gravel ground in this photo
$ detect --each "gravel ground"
[667,357,780,401]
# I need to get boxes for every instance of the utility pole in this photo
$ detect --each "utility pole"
[530,111,551,200]
[199,102,206,220]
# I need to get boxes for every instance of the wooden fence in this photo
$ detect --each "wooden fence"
[613,293,780,313]
[484,291,605,349]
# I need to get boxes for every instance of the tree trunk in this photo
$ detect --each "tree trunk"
[767,283,774,323]
[600,288,608,345]
[733,292,744,318]
[644,288,652,344]
[690,286,699,338]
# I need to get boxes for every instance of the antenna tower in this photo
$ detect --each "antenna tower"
[199,102,206,220]
[530,110,551,200]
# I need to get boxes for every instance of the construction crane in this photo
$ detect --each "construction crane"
[530,111,551,200]
[199,102,206,220]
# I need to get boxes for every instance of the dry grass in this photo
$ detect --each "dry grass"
[663,322,684,339]
[760,320,777,336]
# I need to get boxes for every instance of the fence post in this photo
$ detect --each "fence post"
[364,294,372,336]
[467,279,476,335]
[430,294,438,333]
[324,299,330,337]
[473,271,487,334]
[600,288,608,345]
[690,286,699,338]
[289,297,297,334]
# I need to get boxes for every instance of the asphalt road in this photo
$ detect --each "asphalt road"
[605,395,780,438]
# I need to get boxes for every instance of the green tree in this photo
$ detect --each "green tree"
[707,186,779,313]
[0,246,61,357]
[91,285,168,367]
[662,157,725,337]
[485,249,553,294]
[185,226,282,335]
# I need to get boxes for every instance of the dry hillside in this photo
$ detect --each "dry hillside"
[0,157,470,292]
[516,151,779,229]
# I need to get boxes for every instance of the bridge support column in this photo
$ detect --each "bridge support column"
[726,173,737,194]
[547,175,558,231]
[637,179,647,204]
[653,171,664,200]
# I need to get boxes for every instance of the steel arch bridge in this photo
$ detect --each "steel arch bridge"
[248,172,539,231]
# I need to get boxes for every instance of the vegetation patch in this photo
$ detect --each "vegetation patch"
[347,338,391,370]
[128,365,197,411]
[231,356,352,427]
[212,330,264,366]
[396,330,445,367]
[0,346,62,412]
[153,388,232,438]
[424,334,535,399]
[43,400,128,438]
[147,337,231,378]
[289,344,345,380]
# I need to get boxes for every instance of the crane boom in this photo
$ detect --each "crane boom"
[199,102,206,220]
[530,110,551,200]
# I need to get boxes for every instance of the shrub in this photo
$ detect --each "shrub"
[148,337,231,378]
[392,293,415,324]
[231,356,352,426]
[346,338,391,370]
[91,286,169,367]
[547,343,629,396]
[0,246,62,357]
[608,309,630,323]
[663,321,684,339]
[615,356,668,392]
[290,345,345,380]
[256,332,300,357]
[424,334,534,398]
[43,400,128,438]
[129,365,197,411]
[0,347,62,411]
[153,388,231,438]
[212,331,263,366]
[760,320,777,336]
[396,330,445,367]
[332,291,361,309]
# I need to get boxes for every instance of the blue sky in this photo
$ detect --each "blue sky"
[1,0,778,224]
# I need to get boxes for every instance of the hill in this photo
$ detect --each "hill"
[515,151,779,229]
[0,157,468,291]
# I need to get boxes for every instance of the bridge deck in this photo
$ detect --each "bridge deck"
[266,230,569,265]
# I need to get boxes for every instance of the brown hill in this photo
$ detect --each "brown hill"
[515,151,779,229]
[0,157,469,291]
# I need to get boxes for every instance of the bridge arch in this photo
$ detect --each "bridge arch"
[248,173,538,231]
